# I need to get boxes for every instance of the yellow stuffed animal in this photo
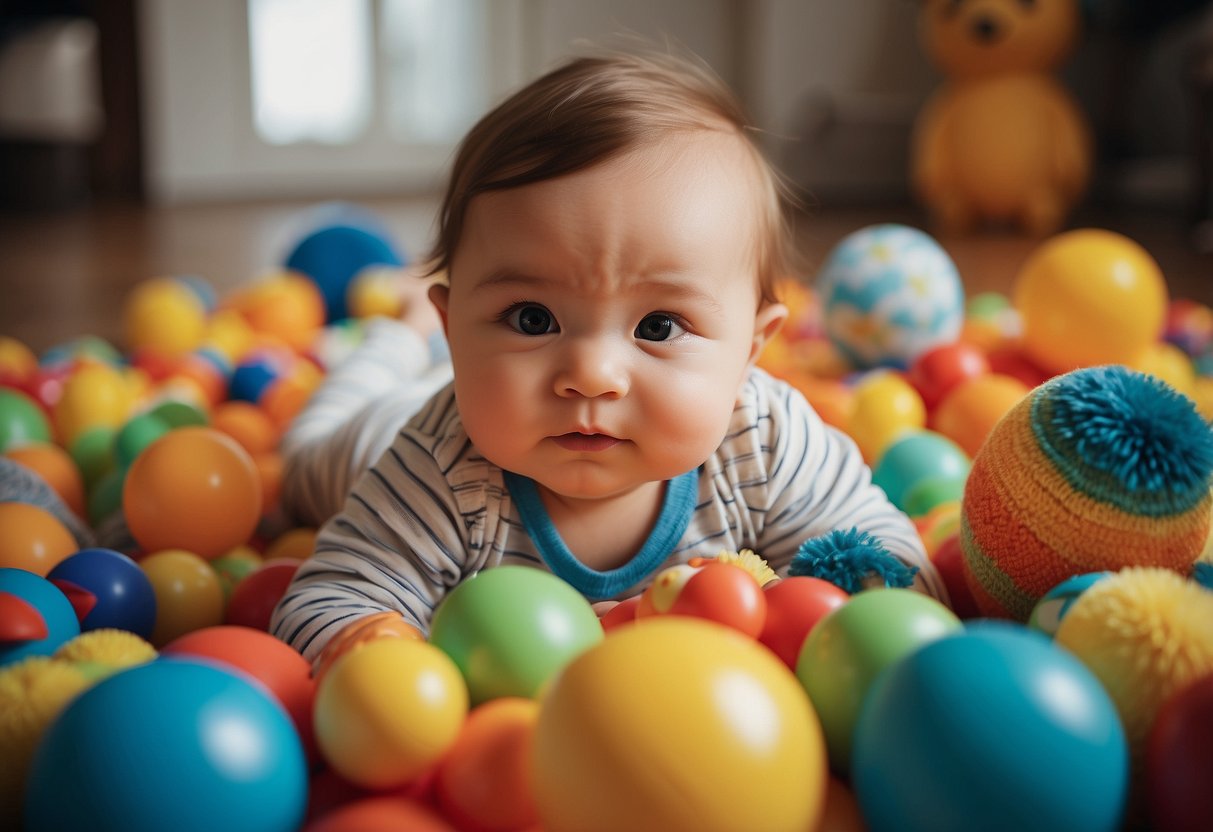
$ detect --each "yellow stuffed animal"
[912,0,1092,235]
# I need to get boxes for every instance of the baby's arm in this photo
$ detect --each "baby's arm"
[754,380,947,602]
[280,316,451,526]
[271,431,473,664]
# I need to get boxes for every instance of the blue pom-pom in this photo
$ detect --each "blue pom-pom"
[789,528,918,594]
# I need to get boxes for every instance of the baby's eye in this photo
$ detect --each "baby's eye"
[635,313,686,342]
[505,304,557,335]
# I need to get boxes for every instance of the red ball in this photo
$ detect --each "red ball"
[931,534,981,620]
[224,558,300,632]
[758,576,849,669]
[303,796,456,832]
[162,623,318,763]
[638,560,767,638]
[985,345,1051,389]
[1146,673,1213,832]
[599,594,642,633]
[907,342,990,411]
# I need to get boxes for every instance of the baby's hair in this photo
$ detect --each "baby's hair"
[426,45,799,305]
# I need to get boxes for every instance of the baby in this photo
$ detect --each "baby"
[271,47,945,663]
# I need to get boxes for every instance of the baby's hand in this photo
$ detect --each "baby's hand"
[312,610,424,681]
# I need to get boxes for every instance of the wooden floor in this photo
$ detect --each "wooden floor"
[1,195,1210,355]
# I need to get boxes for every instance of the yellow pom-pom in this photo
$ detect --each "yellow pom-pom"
[711,548,778,587]
[0,657,92,825]
[55,629,157,679]
[1056,567,1213,792]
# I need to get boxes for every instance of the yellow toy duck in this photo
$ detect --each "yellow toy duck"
[912,0,1092,235]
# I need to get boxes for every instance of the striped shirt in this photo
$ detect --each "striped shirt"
[272,353,944,663]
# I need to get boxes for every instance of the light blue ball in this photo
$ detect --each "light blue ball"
[0,567,79,668]
[871,429,971,512]
[852,621,1128,832]
[1028,572,1114,637]
[24,658,307,832]
[817,223,964,370]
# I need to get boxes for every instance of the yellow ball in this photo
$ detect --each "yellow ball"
[846,371,926,463]
[314,637,469,791]
[348,267,406,319]
[138,549,225,647]
[532,617,827,832]
[1014,229,1167,375]
[124,278,208,358]
[53,362,136,447]
[1127,341,1197,399]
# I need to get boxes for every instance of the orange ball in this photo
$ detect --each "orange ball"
[0,502,77,576]
[264,527,317,562]
[313,611,425,684]
[210,400,279,455]
[6,441,86,518]
[139,548,225,646]
[435,697,542,832]
[124,427,262,559]
[230,272,326,353]
[253,451,284,513]
[930,373,1031,458]
[303,796,457,832]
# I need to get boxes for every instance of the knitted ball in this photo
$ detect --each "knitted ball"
[960,365,1213,621]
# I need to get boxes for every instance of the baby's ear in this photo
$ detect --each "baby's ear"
[747,302,788,369]
[428,283,451,334]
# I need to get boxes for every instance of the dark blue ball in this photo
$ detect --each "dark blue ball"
[47,547,157,639]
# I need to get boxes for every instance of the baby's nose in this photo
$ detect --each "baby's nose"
[554,338,630,399]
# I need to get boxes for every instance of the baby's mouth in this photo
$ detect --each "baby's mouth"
[551,432,620,452]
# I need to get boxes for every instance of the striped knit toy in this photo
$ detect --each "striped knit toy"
[960,365,1213,621]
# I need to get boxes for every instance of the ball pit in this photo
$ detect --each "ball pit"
[4,212,1213,831]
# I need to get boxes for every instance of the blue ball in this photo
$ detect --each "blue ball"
[284,223,404,322]
[228,356,282,404]
[47,547,157,639]
[24,657,307,832]
[0,567,79,668]
[852,621,1128,832]
[871,429,971,512]
[1028,572,1114,637]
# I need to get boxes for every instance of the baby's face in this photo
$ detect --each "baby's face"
[433,130,785,502]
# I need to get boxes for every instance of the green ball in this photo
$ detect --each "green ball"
[113,413,172,469]
[795,588,961,773]
[87,467,126,528]
[0,388,51,453]
[69,425,117,491]
[429,566,603,705]
[148,399,208,429]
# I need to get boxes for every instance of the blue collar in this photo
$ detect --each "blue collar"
[503,468,699,600]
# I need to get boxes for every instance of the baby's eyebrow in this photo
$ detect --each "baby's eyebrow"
[472,268,554,292]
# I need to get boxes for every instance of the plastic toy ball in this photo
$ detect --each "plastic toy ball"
[931,373,1031,458]
[24,657,307,832]
[123,277,209,359]
[429,565,603,705]
[0,335,37,383]
[532,617,827,832]
[846,370,927,463]
[113,411,172,469]
[1129,341,1198,399]
[211,400,279,456]
[6,441,85,517]
[0,388,51,453]
[124,426,262,560]
[0,502,77,576]
[69,425,116,491]
[0,567,80,667]
[139,549,225,647]
[796,587,962,772]
[284,219,405,322]
[52,361,135,446]
[312,611,424,683]
[263,527,317,561]
[1014,229,1168,375]
[162,625,317,763]
[46,547,157,638]
[931,533,981,619]
[223,558,300,632]
[304,796,457,832]
[86,467,125,528]
[1164,298,1213,357]
[816,224,965,370]
[907,340,990,410]
[871,429,971,513]
[758,575,850,670]
[1147,673,1213,832]
[227,271,326,353]
[636,560,767,638]
[348,267,407,319]
[228,352,289,405]
[1027,572,1112,637]
[852,622,1128,832]
[435,697,542,832]
[210,546,262,600]
[314,637,469,790]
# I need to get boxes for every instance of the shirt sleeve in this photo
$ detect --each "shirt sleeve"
[270,428,475,663]
[753,376,947,602]
[279,318,452,527]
